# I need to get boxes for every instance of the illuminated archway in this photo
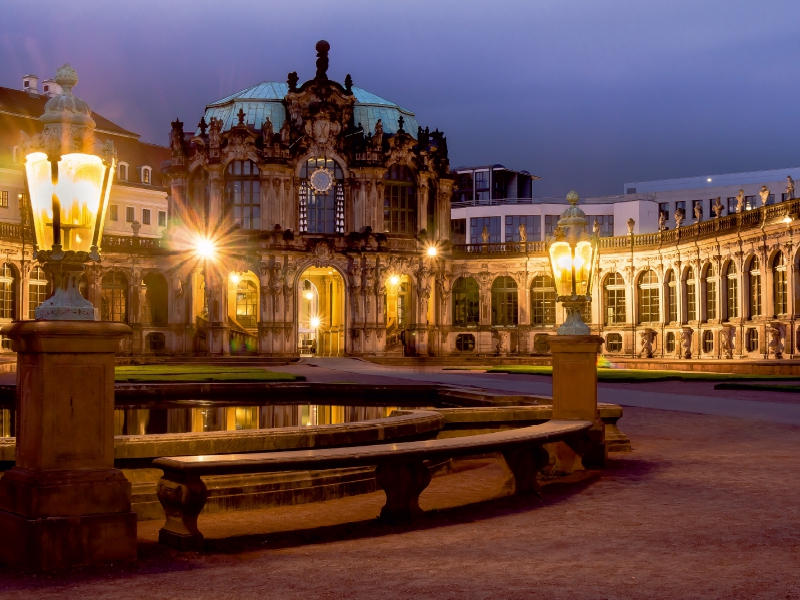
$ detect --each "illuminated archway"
[297,266,345,356]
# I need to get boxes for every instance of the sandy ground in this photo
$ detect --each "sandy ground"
[1,405,799,599]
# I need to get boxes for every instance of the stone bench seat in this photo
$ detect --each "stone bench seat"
[154,419,592,551]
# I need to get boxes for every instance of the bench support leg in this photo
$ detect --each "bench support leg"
[375,461,431,522]
[502,445,550,496]
[156,474,209,551]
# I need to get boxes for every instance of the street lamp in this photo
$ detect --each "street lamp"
[546,191,599,335]
[20,64,116,320]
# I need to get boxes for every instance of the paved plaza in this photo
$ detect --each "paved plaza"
[0,359,798,598]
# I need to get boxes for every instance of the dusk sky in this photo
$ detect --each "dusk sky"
[1,0,798,197]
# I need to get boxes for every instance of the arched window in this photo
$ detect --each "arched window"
[142,273,168,326]
[702,330,714,354]
[452,277,479,328]
[666,331,676,353]
[704,264,717,321]
[235,280,258,328]
[685,267,697,322]
[492,276,518,327]
[749,256,761,318]
[605,332,622,352]
[773,252,787,315]
[637,270,659,324]
[225,160,261,230]
[0,264,16,320]
[299,158,344,234]
[666,270,677,323]
[101,271,128,323]
[28,265,50,319]
[603,272,625,325]
[726,262,738,320]
[118,162,129,182]
[397,280,410,328]
[383,165,417,234]
[530,275,556,325]
[141,166,152,185]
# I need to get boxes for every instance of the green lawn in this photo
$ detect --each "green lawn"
[114,365,303,383]
[486,365,800,383]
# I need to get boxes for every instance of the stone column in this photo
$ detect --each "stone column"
[0,321,136,570]
[547,335,606,469]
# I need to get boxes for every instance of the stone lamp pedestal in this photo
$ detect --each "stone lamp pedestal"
[547,335,607,469]
[0,321,136,571]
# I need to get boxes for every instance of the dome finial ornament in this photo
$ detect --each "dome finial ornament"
[567,190,579,206]
[315,40,330,80]
[54,64,78,93]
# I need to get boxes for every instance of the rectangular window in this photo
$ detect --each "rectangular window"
[110,205,118,221]
[591,215,614,237]
[727,276,738,320]
[158,211,167,227]
[118,164,128,181]
[706,280,717,321]
[767,193,775,205]
[668,283,677,323]
[451,218,466,235]
[782,193,791,202]
[626,188,636,194]
[142,168,151,185]
[745,196,756,210]
[0,192,7,208]
[470,217,500,244]
[505,215,540,242]
[125,207,134,222]
[544,215,558,238]
[454,173,473,204]
[727,197,737,214]
[687,282,696,321]
[474,171,490,202]
[659,202,669,223]
[142,209,151,225]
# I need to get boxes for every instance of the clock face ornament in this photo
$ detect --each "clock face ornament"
[309,168,334,193]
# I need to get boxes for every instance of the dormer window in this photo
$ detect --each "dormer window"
[118,162,129,182]
[43,85,49,93]
[141,166,152,185]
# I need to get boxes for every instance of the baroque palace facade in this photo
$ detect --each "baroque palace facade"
[0,43,797,360]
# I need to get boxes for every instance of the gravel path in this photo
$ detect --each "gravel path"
[1,406,798,599]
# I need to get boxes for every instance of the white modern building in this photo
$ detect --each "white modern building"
[624,167,800,227]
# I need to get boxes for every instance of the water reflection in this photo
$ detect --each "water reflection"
[112,405,397,436]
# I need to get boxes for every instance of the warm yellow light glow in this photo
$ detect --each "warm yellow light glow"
[304,291,314,300]
[230,273,240,284]
[548,239,596,297]
[310,316,321,328]
[707,178,712,182]
[24,151,108,252]
[783,216,792,224]
[389,275,400,286]
[426,245,438,257]
[195,237,216,259]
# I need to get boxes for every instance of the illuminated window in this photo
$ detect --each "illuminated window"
[749,256,761,318]
[0,192,7,208]
[101,271,128,323]
[637,270,659,324]
[141,166,152,185]
[383,165,416,234]
[225,160,261,230]
[530,275,555,326]
[704,264,716,321]
[773,252,787,315]
[235,280,257,328]
[605,332,622,352]
[603,272,626,325]
[299,158,343,234]
[0,263,16,320]
[591,215,614,237]
[452,277,480,327]
[685,267,696,322]
[726,262,738,320]
[28,266,49,319]
[492,276,518,327]
[666,270,677,323]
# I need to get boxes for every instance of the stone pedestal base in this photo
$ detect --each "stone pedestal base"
[547,334,607,469]
[0,320,136,570]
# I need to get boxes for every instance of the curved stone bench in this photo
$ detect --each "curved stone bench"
[154,419,592,551]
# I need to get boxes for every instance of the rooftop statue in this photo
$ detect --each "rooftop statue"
[694,202,703,221]
[712,196,723,218]
[787,175,795,200]
[759,185,770,206]
[518,223,527,243]
[736,189,744,213]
